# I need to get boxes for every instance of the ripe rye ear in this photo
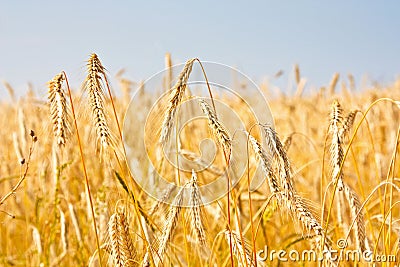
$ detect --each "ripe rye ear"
[84,53,113,156]
[159,58,195,145]
[47,72,70,147]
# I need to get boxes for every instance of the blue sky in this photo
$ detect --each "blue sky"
[1,1,399,97]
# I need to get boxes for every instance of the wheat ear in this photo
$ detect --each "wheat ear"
[262,124,295,205]
[189,170,207,246]
[159,58,195,144]
[247,132,280,196]
[47,72,70,146]
[108,206,136,267]
[339,110,358,140]
[84,53,112,152]
[329,100,344,184]
[329,100,346,228]
[254,127,336,265]
[157,186,184,262]
[198,99,231,155]
[343,184,369,251]
[282,134,293,152]
[331,107,367,250]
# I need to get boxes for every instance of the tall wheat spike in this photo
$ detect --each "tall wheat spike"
[84,53,112,152]
[329,100,344,184]
[159,58,195,144]
[188,170,207,246]
[337,107,368,251]
[329,100,345,227]
[108,206,136,267]
[329,101,368,252]
[47,72,70,146]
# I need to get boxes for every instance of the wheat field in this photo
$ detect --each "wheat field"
[0,54,399,267]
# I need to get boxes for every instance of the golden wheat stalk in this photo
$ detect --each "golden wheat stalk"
[47,72,70,147]
[159,58,195,144]
[288,196,338,266]
[247,132,280,196]
[262,124,295,205]
[84,53,112,152]
[339,110,358,140]
[291,195,323,236]
[329,100,344,182]
[329,100,346,227]
[108,206,136,267]
[189,170,207,246]
[343,183,369,251]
